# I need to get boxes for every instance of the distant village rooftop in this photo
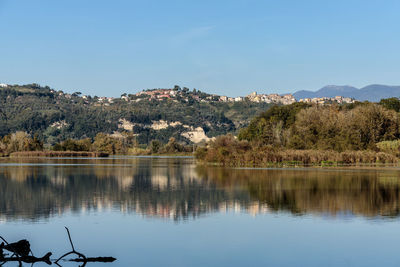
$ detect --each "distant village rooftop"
[3,83,356,106]
[299,96,355,104]
[126,88,356,105]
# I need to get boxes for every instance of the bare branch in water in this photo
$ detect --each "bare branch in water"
[65,227,75,251]
[1,227,116,266]
[55,227,87,265]
[0,253,52,265]
[0,237,8,245]
[70,256,117,262]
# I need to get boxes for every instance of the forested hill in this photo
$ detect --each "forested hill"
[0,84,271,145]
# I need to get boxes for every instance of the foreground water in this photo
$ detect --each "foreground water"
[1,157,400,266]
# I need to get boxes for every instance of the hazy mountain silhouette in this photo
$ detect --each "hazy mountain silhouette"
[293,84,400,102]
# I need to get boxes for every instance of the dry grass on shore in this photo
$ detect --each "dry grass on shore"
[197,148,398,166]
[195,136,398,166]
[9,151,109,158]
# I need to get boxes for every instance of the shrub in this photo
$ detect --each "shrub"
[150,140,161,153]
[376,140,400,157]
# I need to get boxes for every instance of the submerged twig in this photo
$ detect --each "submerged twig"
[70,257,116,263]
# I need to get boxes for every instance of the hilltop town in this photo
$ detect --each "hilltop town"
[126,87,355,105]
[0,83,356,105]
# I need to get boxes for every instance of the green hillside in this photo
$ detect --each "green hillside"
[0,84,271,145]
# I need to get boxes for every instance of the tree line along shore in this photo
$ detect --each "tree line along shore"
[195,98,400,166]
[0,131,194,157]
[3,97,400,164]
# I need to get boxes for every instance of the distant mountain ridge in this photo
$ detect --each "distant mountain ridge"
[293,84,400,102]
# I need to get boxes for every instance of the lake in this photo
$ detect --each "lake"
[1,156,400,266]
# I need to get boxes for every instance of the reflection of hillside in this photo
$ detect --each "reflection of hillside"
[2,157,400,221]
[0,158,251,221]
[196,167,400,218]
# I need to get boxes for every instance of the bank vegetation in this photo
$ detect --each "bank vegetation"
[0,131,193,157]
[196,100,400,166]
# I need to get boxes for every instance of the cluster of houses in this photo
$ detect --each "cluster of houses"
[127,89,356,105]
[2,82,356,106]
[47,89,115,105]
[217,95,245,102]
[299,96,355,104]
[136,89,177,100]
[245,92,297,105]
[133,89,299,104]
[97,96,115,103]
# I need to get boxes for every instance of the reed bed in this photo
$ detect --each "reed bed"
[195,137,398,167]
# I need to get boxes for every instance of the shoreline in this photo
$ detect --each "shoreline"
[2,154,400,170]
[1,152,194,159]
[197,161,400,169]
[9,151,109,158]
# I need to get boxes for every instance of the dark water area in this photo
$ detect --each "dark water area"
[1,157,400,266]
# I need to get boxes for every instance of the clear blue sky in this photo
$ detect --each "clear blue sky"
[0,0,399,97]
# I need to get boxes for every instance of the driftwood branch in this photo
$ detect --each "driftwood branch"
[0,237,8,245]
[0,253,52,265]
[0,237,51,266]
[1,227,116,266]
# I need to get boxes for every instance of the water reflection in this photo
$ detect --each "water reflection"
[1,157,400,221]
[0,157,249,221]
[197,167,400,218]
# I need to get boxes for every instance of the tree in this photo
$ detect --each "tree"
[0,131,43,154]
[238,102,310,145]
[150,140,161,153]
[379,97,400,112]
[164,137,184,153]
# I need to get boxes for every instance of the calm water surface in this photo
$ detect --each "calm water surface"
[1,156,400,266]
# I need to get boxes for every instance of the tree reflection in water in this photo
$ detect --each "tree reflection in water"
[196,166,400,218]
[0,157,400,221]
